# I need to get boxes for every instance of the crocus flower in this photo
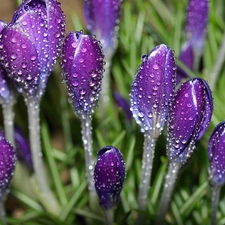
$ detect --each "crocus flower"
[0,130,16,200]
[0,0,66,101]
[84,0,122,57]
[130,44,176,216]
[60,31,104,117]
[177,0,208,83]
[61,31,104,198]
[157,77,213,224]
[0,20,14,105]
[208,121,225,186]
[94,146,125,210]
[130,44,176,136]
[208,121,225,225]
[14,126,32,170]
[167,78,213,164]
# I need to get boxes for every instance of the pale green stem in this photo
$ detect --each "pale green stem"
[27,98,60,215]
[137,132,156,223]
[80,115,96,199]
[100,55,112,112]
[2,99,15,147]
[157,160,182,225]
[211,185,221,225]
[209,32,225,91]
[104,209,114,225]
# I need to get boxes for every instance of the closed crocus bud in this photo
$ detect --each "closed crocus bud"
[208,121,225,186]
[177,0,208,82]
[0,0,65,100]
[0,130,16,200]
[94,146,125,210]
[60,31,104,117]
[0,20,14,105]
[167,78,213,164]
[84,0,122,57]
[130,44,176,136]
[14,126,32,170]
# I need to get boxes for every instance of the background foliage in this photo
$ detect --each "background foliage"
[2,0,225,224]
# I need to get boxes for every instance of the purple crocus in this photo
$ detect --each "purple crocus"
[84,0,122,57]
[94,146,125,210]
[208,121,225,186]
[167,77,213,164]
[0,0,66,100]
[130,44,176,135]
[0,130,16,200]
[60,31,104,117]
[177,0,208,83]
[157,78,213,224]
[0,20,14,105]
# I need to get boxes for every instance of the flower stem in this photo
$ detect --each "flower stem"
[27,98,60,215]
[157,160,181,225]
[80,115,96,198]
[100,55,112,112]
[209,31,225,91]
[211,185,221,225]
[137,133,156,219]
[2,99,15,147]
[104,209,114,225]
[0,195,6,225]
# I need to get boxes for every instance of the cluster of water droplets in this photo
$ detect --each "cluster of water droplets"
[0,133,16,200]
[94,146,125,210]
[130,44,176,136]
[167,78,213,164]
[60,31,104,116]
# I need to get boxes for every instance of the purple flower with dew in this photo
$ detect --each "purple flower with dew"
[130,44,176,136]
[60,31,104,117]
[0,20,14,105]
[208,121,225,186]
[14,126,32,170]
[167,78,213,164]
[177,0,208,82]
[114,91,132,122]
[0,0,66,101]
[84,0,122,57]
[94,146,125,210]
[0,130,16,200]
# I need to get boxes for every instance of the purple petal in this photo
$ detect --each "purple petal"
[94,146,125,210]
[176,42,194,84]
[60,31,104,116]
[0,26,39,97]
[185,0,209,53]
[0,130,17,199]
[208,121,225,186]
[0,21,13,104]
[84,0,121,55]
[46,0,66,70]
[114,91,132,122]
[14,126,33,170]
[167,78,213,163]
[130,44,176,135]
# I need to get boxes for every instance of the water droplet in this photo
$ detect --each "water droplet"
[21,62,27,69]
[31,55,36,61]
[153,64,159,70]
[11,53,17,60]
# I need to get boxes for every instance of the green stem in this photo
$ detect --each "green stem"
[137,132,156,222]
[0,196,6,225]
[211,185,221,225]
[81,115,96,198]
[2,99,15,147]
[157,160,181,225]
[27,98,60,215]
[104,209,114,225]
